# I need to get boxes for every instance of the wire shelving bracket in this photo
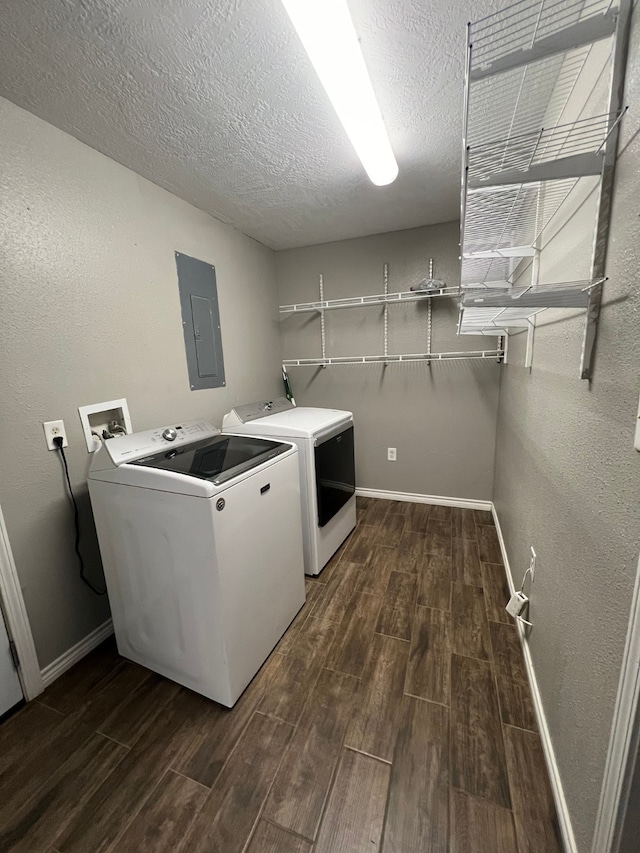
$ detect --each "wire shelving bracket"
[458,0,632,378]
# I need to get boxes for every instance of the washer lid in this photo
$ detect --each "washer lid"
[130,434,292,486]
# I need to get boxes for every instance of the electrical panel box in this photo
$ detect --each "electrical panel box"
[175,252,226,391]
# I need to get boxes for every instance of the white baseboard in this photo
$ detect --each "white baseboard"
[492,505,578,853]
[40,619,114,688]
[356,487,492,512]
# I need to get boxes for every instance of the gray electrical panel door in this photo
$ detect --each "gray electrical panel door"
[175,252,226,390]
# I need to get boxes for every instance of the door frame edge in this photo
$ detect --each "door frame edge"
[592,552,640,853]
[0,506,43,701]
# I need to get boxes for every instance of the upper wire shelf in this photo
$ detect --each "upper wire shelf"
[279,287,458,315]
[467,112,611,188]
[467,44,591,147]
[469,0,617,80]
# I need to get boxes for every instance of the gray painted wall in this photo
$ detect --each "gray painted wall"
[276,223,501,500]
[492,15,640,851]
[0,97,283,669]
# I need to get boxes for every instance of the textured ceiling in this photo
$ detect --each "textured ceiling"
[0,0,505,249]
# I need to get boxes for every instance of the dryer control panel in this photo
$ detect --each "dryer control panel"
[93,421,219,469]
[222,397,294,427]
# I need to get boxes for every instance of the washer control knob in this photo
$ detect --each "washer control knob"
[162,428,177,442]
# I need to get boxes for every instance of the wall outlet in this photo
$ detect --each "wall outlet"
[507,590,529,618]
[387,447,397,462]
[43,420,68,450]
[529,546,537,582]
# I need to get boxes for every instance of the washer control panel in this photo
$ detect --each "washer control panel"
[102,420,218,466]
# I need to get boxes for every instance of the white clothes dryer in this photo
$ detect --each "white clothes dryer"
[222,398,356,576]
[88,420,305,707]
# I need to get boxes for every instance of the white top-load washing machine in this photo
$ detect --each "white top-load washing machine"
[87,420,305,707]
[222,398,356,576]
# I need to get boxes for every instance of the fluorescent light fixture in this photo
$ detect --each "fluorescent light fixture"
[282,0,398,186]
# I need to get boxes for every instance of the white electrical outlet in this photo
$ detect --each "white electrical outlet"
[43,420,68,450]
[506,590,529,618]
[387,447,397,462]
[529,546,537,581]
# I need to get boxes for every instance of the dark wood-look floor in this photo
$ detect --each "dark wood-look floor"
[0,498,563,853]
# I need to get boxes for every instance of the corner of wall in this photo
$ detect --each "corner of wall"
[490,353,506,503]
[492,502,579,853]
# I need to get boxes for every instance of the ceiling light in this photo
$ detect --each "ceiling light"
[281,0,399,186]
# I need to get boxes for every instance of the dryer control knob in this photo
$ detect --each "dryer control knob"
[162,428,177,442]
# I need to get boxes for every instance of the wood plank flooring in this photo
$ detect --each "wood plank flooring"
[0,497,562,853]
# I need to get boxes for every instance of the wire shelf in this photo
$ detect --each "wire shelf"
[283,350,504,367]
[467,112,610,187]
[458,279,603,334]
[469,0,616,79]
[467,45,591,148]
[463,177,583,258]
[279,287,458,314]
[461,256,517,288]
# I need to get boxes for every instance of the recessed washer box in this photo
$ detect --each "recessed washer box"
[78,398,132,452]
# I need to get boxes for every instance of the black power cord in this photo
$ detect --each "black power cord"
[53,436,107,596]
